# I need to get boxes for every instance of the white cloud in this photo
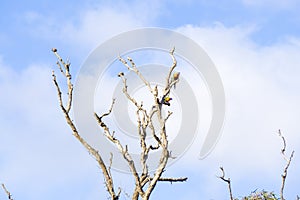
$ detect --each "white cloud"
[2,1,300,198]
[0,59,109,199]
[23,1,163,50]
[0,2,169,199]
[170,23,300,198]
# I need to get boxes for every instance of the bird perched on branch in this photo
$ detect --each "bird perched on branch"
[173,72,180,80]
[172,72,180,89]
[163,96,172,106]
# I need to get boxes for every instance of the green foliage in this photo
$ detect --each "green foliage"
[240,190,278,200]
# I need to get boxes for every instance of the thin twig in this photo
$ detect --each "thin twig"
[1,184,13,200]
[94,108,144,197]
[279,129,287,156]
[52,48,120,200]
[162,47,177,100]
[154,177,187,183]
[118,56,153,93]
[218,167,234,200]
[278,130,295,200]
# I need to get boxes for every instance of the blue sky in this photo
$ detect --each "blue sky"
[1,0,300,199]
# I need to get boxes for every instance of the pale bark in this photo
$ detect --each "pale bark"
[52,47,187,200]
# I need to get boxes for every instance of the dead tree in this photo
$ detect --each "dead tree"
[52,47,187,200]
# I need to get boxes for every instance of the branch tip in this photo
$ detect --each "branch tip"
[170,47,175,54]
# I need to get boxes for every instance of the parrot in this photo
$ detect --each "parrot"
[172,72,180,89]
[163,96,172,106]
[173,72,180,80]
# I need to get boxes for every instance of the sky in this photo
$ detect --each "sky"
[1,0,300,199]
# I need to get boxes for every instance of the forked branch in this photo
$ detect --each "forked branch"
[53,47,187,200]
[278,129,295,200]
[118,48,187,200]
[94,105,144,197]
[52,48,120,200]
[218,167,234,200]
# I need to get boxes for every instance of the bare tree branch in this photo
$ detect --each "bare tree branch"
[218,167,234,200]
[52,48,120,200]
[142,51,177,200]
[108,152,114,180]
[117,48,187,200]
[1,184,13,200]
[162,47,179,100]
[153,177,187,183]
[165,47,177,90]
[279,129,287,156]
[278,129,295,200]
[52,48,73,113]
[94,108,144,198]
[118,56,153,94]
[53,47,186,200]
